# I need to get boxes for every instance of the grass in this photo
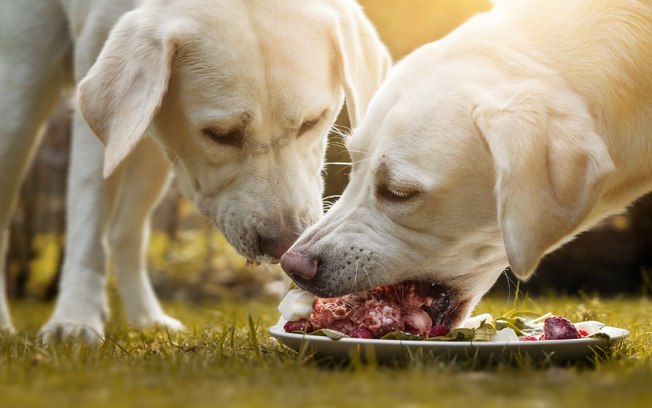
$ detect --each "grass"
[1,293,651,408]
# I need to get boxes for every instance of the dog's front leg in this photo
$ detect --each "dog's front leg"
[105,138,184,331]
[0,245,14,332]
[39,112,111,343]
[0,0,72,333]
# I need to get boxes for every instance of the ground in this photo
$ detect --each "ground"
[1,294,651,408]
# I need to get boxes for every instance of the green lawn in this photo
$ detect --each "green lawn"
[1,294,651,408]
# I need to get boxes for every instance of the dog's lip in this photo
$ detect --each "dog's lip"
[245,256,280,265]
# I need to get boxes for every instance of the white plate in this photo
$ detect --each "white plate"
[269,319,629,362]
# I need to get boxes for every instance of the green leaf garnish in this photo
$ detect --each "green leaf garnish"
[472,322,497,342]
[425,328,476,342]
[297,329,348,340]
[380,331,424,341]
[495,319,525,336]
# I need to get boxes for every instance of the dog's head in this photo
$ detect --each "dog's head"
[281,42,614,327]
[77,0,390,261]
[78,0,390,259]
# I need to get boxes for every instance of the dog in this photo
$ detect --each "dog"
[280,0,652,328]
[0,0,390,341]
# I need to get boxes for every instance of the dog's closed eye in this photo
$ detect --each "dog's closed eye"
[376,183,421,202]
[298,110,328,137]
[298,118,320,137]
[202,127,245,148]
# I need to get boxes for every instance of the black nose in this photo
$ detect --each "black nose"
[259,235,294,260]
[280,250,318,280]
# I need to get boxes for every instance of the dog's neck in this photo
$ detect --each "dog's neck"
[470,1,652,213]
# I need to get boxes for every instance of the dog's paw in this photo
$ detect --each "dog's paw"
[39,320,105,345]
[150,314,186,332]
[132,313,186,332]
[0,324,16,335]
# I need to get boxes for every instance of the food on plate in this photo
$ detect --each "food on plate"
[429,325,451,337]
[278,286,609,342]
[283,319,312,333]
[280,281,452,338]
[543,316,581,340]
[278,289,315,321]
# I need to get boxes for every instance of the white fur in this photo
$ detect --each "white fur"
[282,0,652,327]
[0,0,389,340]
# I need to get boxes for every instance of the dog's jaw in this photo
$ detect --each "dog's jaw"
[283,232,507,328]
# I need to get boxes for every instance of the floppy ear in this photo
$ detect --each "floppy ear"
[332,3,391,128]
[473,87,614,280]
[78,9,178,178]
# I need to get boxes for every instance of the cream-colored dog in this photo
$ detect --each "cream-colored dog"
[0,0,389,341]
[281,0,652,328]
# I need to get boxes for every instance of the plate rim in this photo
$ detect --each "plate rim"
[269,321,630,348]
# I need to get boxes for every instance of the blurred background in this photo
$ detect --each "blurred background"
[5,0,652,304]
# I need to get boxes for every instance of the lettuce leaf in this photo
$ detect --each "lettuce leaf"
[380,332,424,341]
[294,328,348,340]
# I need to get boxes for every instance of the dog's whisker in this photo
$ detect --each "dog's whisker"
[370,258,391,285]
[322,194,342,202]
[501,267,515,308]
[335,260,348,298]
[296,216,315,230]
[362,266,373,290]
[351,259,360,294]
[329,125,352,140]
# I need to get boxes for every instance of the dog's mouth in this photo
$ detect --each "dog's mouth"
[296,279,469,336]
[359,280,463,328]
[245,256,280,266]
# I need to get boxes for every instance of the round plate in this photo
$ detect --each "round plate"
[269,319,629,362]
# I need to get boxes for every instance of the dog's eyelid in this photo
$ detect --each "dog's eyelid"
[376,183,422,202]
[297,109,328,137]
[202,127,244,148]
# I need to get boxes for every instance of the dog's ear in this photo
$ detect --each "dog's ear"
[78,10,180,178]
[332,3,391,128]
[473,86,614,280]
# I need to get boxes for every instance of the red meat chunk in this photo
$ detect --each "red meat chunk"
[350,328,375,339]
[284,282,448,338]
[543,316,580,340]
[428,325,451,337]
[283,319,313,333]
[520,335,539,341]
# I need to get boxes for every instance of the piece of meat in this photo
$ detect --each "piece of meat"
[401,307,433,336]
[520,335,539,341]
[283,319,313,332]
[350,328,375,339]
[308,295,363,335]
[543,316,581,340]
[429,325,451,337]
[288,281,447,338]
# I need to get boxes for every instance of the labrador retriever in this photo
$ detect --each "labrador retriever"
[0,0,390,341]
[281,0,652,328]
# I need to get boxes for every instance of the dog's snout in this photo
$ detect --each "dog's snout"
[259,235,294,261]
[280,251,318,281]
